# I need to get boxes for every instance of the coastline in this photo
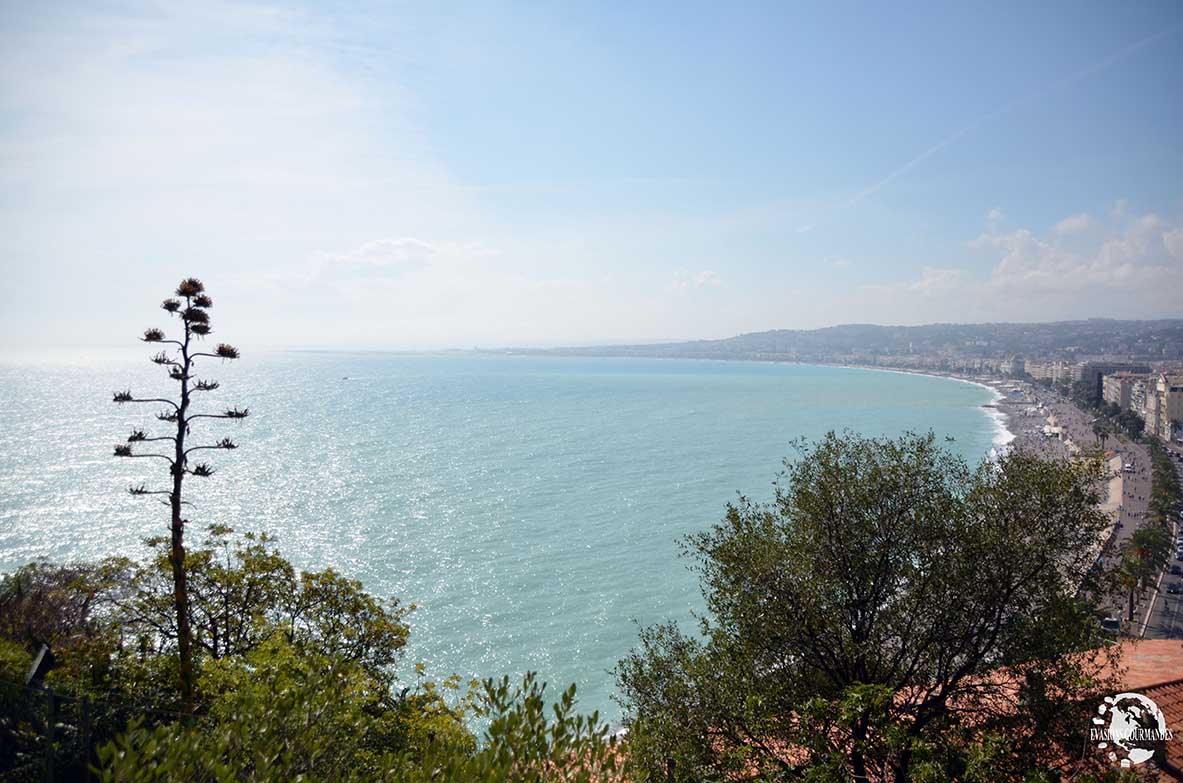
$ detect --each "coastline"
[829,363,1020,456]
[484,350,1025,460]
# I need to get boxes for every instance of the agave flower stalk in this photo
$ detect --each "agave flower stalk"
[111,277,248,710]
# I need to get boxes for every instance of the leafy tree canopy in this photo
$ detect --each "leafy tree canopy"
[1,530,640,782]
[616,431,1120,782]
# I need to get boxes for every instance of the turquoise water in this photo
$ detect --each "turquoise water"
[0,353,1002,719]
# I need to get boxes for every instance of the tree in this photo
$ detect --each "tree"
[97,668,634,783]
[98,526,411,680]
[394,673,632,783]
[1071,380,1098,410]
[1116,523,1171,622]
[1115,409,1145,442]
[0,561,107,651]
[112,277,247,708]
[1092,420,1110,450]
[616,431,1120,782]
[1147,440,1182,525]
[0,529,419,776]
[95,634,456,783]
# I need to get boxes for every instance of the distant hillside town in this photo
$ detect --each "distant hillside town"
[522,318,1183,443]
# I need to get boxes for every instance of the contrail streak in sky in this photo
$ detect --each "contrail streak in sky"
[846,25,1180,208]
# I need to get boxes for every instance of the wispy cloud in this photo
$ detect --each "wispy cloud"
[670,270,722,292]
[864,266,962,296]
[326,238,441,269]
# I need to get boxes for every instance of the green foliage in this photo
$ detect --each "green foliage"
[96,633,448,782]
[395,663,481,759]
[1071,379,1100,410]
[96,671,636,783]
[0,638,31,681]
[1092,419,1112,450]
[1,529,634,781]
[390,673,635,783]
[1116,438,1183,625]
[1116,522,1173,620]
[1082,390,1149,445]
[0,561,108,651]
[1114,408,1146,441]
[617,431,1120,782]
[0,529,422,778]
[97,526,411,682]
[0,639,37,774]
[1148,439,1182,525]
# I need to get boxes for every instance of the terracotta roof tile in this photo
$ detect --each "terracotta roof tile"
[1118,640,1183,692]
[1141,679,1183,781]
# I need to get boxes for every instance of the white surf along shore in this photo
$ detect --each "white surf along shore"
[835,364,1018,457]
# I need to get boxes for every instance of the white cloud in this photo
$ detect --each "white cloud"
[979,211,1181,293]
[848,208,1183,325]
[1164,228,1183,261]
[0,2,493,348]
[864,266,962,297]
[910,267,963,293]
[0,4,1178,349]
[670,270,721,291]
[325,239,441,270]
[1053,213,1091,235]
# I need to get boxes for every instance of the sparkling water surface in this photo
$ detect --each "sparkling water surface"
[0,352,1002,719]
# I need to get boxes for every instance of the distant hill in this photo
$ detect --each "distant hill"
[524,319,1183,363]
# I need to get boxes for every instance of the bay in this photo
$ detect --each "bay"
[0,352,1005,719]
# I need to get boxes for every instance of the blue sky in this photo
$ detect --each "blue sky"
[1,1,1180,350]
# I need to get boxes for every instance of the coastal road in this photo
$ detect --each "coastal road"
[1040,392,1151,547]
[964,382,1173,636]
[1140,454,1183,639]
[1024,387,1156,628]
[1143,560,1183,640]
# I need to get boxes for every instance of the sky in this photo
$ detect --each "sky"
[1,1,1181,351]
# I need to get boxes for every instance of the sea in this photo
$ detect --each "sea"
[0,352,1008,720]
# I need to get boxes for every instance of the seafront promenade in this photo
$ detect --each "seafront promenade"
[863,366,1175,639]
[989,379,1183,639]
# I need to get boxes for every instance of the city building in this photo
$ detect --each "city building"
[1155,373,1183,442]
[1101,372,1147,411]
[1142,385,1162,438]
[1131,377,1153,420]
[1025,359,1070,383]
[999,355,1024,376]
[1075,361,1151,400]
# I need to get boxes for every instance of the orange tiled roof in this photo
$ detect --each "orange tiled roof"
[1120,640,1183,691]
[602,641,1183,782]
[1145,679,1183,780]
[1112,641,1183,781]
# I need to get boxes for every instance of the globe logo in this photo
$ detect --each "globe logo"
[1091,692,1174,767]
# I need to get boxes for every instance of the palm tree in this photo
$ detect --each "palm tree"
[1118,524,1172,622]
[1092,420,1110,451]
